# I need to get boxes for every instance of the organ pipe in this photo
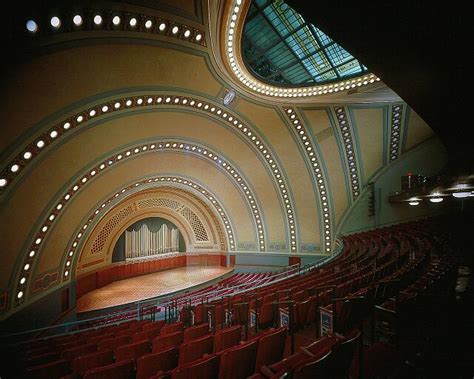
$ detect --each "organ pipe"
[125,223,180,258]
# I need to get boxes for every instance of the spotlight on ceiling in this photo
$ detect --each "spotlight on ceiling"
[409,200,420,206]
[429,196,443,203]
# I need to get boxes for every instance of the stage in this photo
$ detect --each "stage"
[76,266,233,313]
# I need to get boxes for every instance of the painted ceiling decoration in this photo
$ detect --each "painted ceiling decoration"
[242,0,368,86]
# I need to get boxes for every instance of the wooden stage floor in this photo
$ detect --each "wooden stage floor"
[76,266,233,313]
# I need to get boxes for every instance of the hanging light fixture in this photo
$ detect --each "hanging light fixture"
[429,195,443,203]
[408,197,421,206]
[452,184,471,198]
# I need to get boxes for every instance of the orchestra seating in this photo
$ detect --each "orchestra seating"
[1,218,458,378]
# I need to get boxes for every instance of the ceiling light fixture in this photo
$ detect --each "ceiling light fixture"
[408,197,420,205]
[452,184,472,198]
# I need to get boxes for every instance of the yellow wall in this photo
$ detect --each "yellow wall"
[351,107,385,182]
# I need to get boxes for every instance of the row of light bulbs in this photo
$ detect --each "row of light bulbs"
[284,108,332,253]
[334,107,360,199]
[15,140,261,305]
[226,0,380,97]
[389,105,403,162]
[60,176,238,282]
[1,93,293,255]
[25,12,203,42]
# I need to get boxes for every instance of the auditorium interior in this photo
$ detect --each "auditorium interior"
[0,0,472,378]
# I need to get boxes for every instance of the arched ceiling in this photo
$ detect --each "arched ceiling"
[0,0,443,318]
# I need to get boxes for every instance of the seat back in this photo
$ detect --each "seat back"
[132,331,149,343]
[136,347,179,379]
[294,299,310,329]
[218,340,258,379]
[116,340,151,362]
[171,354,220,379]
[327,329,361,377]
[255,327,287,370]
[306,335,338,354]
[143,320,165,332]
[258,303,275,327]
[24,351,60,368]
[160,321,184,335]
[293,350,333,379]
[152,331,184,352]
[183,323,209,342]
[24,358,71,379]
[71,349,114,376]
[61,342,98,361]
[83,359,135,379]
[213,325,242,353]
[98,335,132,352]
[178,334,214,365]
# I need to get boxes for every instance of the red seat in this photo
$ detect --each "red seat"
[71,349,114,376]
[170,354,220,379]
[152,331,184,352]
[143,320,165,332]
[136,347,179,379]
[255,327,287,370]
[115,340,151,362]
[193,304,205,325]
[267,335,338,376]
[132,331,149,343]
[218,340,258,379]
[258,303,275,328]
[292,349,334,378]
[83,359,135,379]
[24,359,71,379]
[213,325,242,353]
[61,343,98,362]
[326,329,361,378]
[24,351,60,367]
[183,323,209,342]
[160,321,184,335]
[178,334,214,365]
[98,335,132,352]
[294,299,310,330]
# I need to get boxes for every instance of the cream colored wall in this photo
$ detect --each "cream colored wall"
[351,107,385,182]
[0,44,221,152]
[302,109,349,226]
[405,108,434,151]
[236,100,320,245]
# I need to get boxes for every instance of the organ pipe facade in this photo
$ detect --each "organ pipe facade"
[125,223,180,258]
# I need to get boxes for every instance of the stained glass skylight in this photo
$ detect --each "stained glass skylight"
[242,0,368,86]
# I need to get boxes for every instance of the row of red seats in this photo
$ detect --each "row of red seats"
[21,321,288,378]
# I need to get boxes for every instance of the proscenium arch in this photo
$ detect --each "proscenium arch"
[11,140,264,308]
[9,175,238,315]
[74,188,226,278]
[0,91,297,256]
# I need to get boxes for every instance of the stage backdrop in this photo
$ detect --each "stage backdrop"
[112,217,186,262]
